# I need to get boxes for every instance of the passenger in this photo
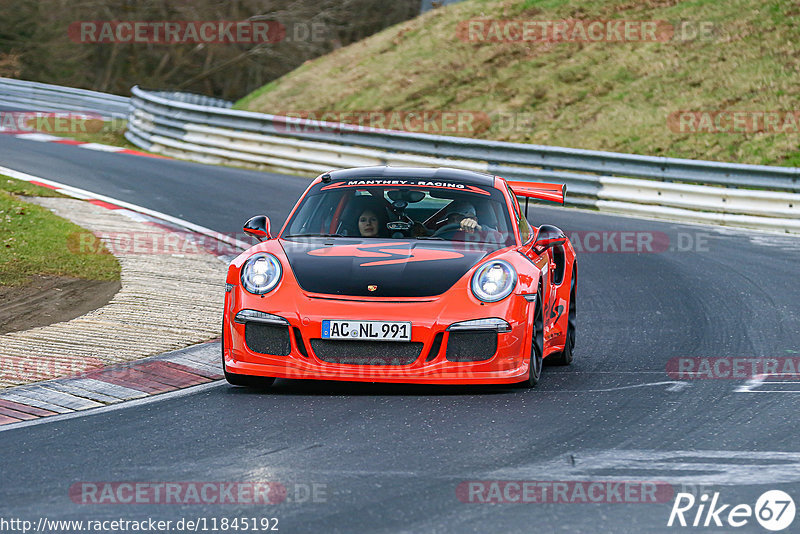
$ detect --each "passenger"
[357,208,388,237]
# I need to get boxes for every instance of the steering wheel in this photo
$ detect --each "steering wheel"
[431,222,464,239]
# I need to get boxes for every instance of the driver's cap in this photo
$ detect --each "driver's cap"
[446,201,477,218]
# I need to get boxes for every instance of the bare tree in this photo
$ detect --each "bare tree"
[0,0,421,99]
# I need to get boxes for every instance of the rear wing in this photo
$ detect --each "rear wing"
[507,181,566,205]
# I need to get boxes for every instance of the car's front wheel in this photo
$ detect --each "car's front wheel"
[221,320,275,389]
[517,288,544,388]
[546,268,576,366]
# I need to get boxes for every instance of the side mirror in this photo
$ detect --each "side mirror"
[243,215,271,241]
[533,224,566,252]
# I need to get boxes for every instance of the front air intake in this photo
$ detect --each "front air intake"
[310,340,423,365]
[245,323,291,356]
[445,331,498,362]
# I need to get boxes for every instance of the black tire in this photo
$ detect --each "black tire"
[221,320,276,389]
[546,269,576,366]
[517,288,544,388]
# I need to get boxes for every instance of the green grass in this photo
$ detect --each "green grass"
[0,177,121,286]
[236,0,800,166]
[0,177,66,198]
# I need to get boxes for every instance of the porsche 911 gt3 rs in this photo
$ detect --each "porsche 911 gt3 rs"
[222,166,576,387]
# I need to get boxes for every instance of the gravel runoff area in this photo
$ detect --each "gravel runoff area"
[0,197,226,389]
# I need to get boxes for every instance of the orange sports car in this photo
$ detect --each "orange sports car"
[222,166,576,387]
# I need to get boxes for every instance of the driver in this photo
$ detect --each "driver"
[411,200,489,237]
[420,200,504,244]
[443,201,484,233]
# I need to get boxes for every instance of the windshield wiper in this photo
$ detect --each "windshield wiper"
[284,233,344,238]
[415,236,444,240]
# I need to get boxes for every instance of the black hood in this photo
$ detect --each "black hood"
[280,238,492,297]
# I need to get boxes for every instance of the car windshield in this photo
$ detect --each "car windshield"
[282,179,515,247]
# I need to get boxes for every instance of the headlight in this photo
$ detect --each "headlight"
[471,260,517,302]
[241,253,282,295]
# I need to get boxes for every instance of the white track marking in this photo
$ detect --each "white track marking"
[487,450,800,486]
[114,208,151,222]
[735,373,800,393]
[55,188,92,199]
[78,142,125,152]
[0,165,250,251]
[547,381,689,393]
[14,133,62,142]
[735,374,765,392]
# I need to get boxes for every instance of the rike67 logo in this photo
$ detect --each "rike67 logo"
[668,490,795,531]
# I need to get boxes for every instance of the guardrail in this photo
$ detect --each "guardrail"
[0,77,130,119]
[2,79,797,234]
[127,86,800,234]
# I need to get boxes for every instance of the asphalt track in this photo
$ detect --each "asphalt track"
[1,132,800,533]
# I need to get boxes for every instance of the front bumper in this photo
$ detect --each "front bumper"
[223,286,535,385]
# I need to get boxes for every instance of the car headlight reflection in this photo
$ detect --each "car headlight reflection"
[471,260,517,302]
[241,253,282,294]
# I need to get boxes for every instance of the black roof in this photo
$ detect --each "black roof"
[325,166,496,187]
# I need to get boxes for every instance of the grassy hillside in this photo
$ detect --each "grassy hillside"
[237,0,800,166]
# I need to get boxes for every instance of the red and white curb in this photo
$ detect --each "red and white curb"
[0,130,168,159]
[0,342,223,426]
[0,165,251,256]
[0,165,254,427]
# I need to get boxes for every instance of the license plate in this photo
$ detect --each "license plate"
[321,320,411,341]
